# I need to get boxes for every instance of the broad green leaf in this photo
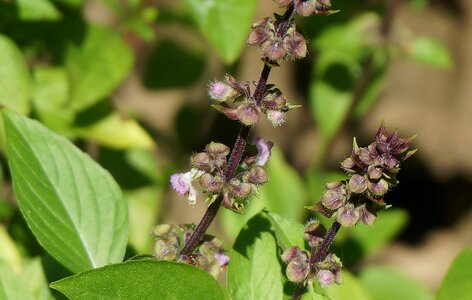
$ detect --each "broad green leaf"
[125,186,162,253]
[66,25,133,111]
[409,37,453,70]
[51,260,224,300]
[359,265,433,300]
[3,109,128,273]
[0,35,32,115]
[32,67,75,135]
[260,148,306,220]
[324,271,372,300]
[0,258,35,300]
[20,258,54,300]
[0,225,22,273]
[17,0,61,21]
[437,248,472,300]
[220,196,265,241]
[265,210,306,251]
[227,212,284,300]
[349,208,408,256]
[73,113,155,150]
[183,0,257,63]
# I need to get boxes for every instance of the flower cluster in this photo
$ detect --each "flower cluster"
[315,123,416,227]
[170,138,273,213]
[248,17,307,61]
[282,220,342,287]
[152,224,229,278]
[210,76,300,127]
[274,0,337,17]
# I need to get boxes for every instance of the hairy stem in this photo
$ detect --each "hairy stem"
[180,4,296,256]
[311,221,341,265]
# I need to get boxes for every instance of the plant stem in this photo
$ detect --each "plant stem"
[180,4,296,256]
[310,220,341,265]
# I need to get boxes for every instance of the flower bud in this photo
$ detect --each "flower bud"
[313,202,335,218]
[358,204,377,226]
[322,182,349,210]
[336,203,359,227]
[285,251,310,283]
[341,157,356,172]
[348,174,368,194]
[237,102,261,126]
[228,179,252,198]
[262,37,287,61]
[368,178,389,196]
[208,81,239,102]
[273,0,292,6]
[199,173,224,193]
[267,110,286,127]
[284,31,307,59]
[152,224,175,239]
[317,269,335,288]
[206,142,230,157]
[215,252,230,267]
[248,27,269,46]
[153,236,180,261]
[281,246,303,263]
[304,219,325,247]
[368,165,383,180]
[247,166,269,184]
[358,147,374,165]
[294,0,317,16]
[191,152,211,171]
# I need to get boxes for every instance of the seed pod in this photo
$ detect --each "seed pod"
[237,102,261,126]
[336,203,359,227]
[348,174,368,193]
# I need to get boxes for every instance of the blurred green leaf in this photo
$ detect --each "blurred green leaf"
[0,35,32,115]
[323,271,373,300]
[3,109,128,273]
[227,212,284,300]
[125,186,162,253]
[359,265,433,300]
[52,0,83,7]
[51,260,224,299]
[437,248,472,300]
[265,210,307,251]
[32,67,75,135]
[74,113,155,150]
[0,258,35,300]
[409,37,453,70]
[17,0,61,21]
[20,258,54,300]
[409,0,429,11]
[183,0,257,64]
[66,25,133,111]
[0,225,22,274]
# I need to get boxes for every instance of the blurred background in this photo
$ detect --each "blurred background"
[0,0,471,297]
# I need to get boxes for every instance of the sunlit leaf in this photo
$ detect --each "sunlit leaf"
[3,109,128,273]
[17,0,61,21]
[265,210,307,251]
[183,0,257,63]
[51,260,224,300]
[409,36,453,70]
[437,248,472,300]
[0,258,35,300]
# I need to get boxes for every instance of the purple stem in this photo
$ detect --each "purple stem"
[180,4,296,256]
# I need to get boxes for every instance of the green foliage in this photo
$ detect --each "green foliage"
[0,35,32,115]
[359,265,433,300]
[16,0,61,21]
[409,37,454,70]
[183,0,257,63]
[265,210,307,251]
[436,248,472,300]
[3,109,128,273]
[51,260,224,300]
[0,258,36,300]
[227,212,284,300]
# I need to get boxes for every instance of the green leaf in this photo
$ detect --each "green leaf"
[17,0,61,21]
[66,25,133,111]
[349,208,408,256]
[125,186,162,253]
[51,260,224,299]
[32,67,75,135]
[20,258,55,300]
[52,0,83,7]
[0,225,22,274]
[0,35,32,115]
[409,37,453,70]
[0,258,35,300]
[73,113,155,150]
[436,248,472,300]
[3,109,128,273]
[260,148,306,220]
[323,271,372,300]
[227,212,284,300]
[265,210,307,251]
[183,0,257,63]
[359,265,433,300]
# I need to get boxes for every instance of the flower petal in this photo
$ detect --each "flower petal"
[255,137,274,166]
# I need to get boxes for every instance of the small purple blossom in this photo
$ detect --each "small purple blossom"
[215,252,230,267]
[255,137,274,166]
[267,110,286,127]
[317,269,335,288]
[170,168,204,205]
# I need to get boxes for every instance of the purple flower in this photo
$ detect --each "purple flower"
[255,137,274,166]
[215,252,230,267]
[317,269,335,288]
[267,110,286,127]
[170,169,204,205]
